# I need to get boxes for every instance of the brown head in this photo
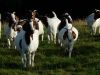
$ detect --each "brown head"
[32,10,39,30]
[22,10,39,45]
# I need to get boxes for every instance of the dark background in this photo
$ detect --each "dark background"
[0,0,100,18]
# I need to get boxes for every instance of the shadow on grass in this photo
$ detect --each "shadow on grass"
[38,46,69,58]
[0,62,24,70]
[0,48,20,57]
[73,45,99,57]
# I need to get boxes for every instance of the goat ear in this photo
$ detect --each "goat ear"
[18,20,26,26]
[34,10,37,12]
[32,10,37,15]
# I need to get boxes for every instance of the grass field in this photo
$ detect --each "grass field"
[0,19,100,75]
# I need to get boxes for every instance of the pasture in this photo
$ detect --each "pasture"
[0,19,100,75]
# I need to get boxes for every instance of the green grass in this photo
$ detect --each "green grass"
[0,19,100,75]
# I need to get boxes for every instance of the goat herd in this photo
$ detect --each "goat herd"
[0,9,100,68]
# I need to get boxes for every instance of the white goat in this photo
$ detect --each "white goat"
[4,12,18,49]
[92,18,100,35]
[58,19,78,58]
[46,11,61,44]
[15,10,39,67]
[35,18,44,41]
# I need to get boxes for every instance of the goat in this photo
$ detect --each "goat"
[86,9,100,35]
[35,18,44,41]
[58,18,78,58]
[4,11,19,49]
[92,18,100,35]
[15,10,39,67]
[46,11,61,44]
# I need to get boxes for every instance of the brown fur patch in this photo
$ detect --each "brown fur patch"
[18,20,27,26]
[72,31,76,39]
[63,30,76,40]
[33,20,39,30]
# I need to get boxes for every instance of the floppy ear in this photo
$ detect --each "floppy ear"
[18,20,26,26]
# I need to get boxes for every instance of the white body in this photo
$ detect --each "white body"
[35,18,44,41]
[92,18,100,35]
[15,29,39,53]
[47,11,61,44]
[4,12,18,49]
[4,22,17,49]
